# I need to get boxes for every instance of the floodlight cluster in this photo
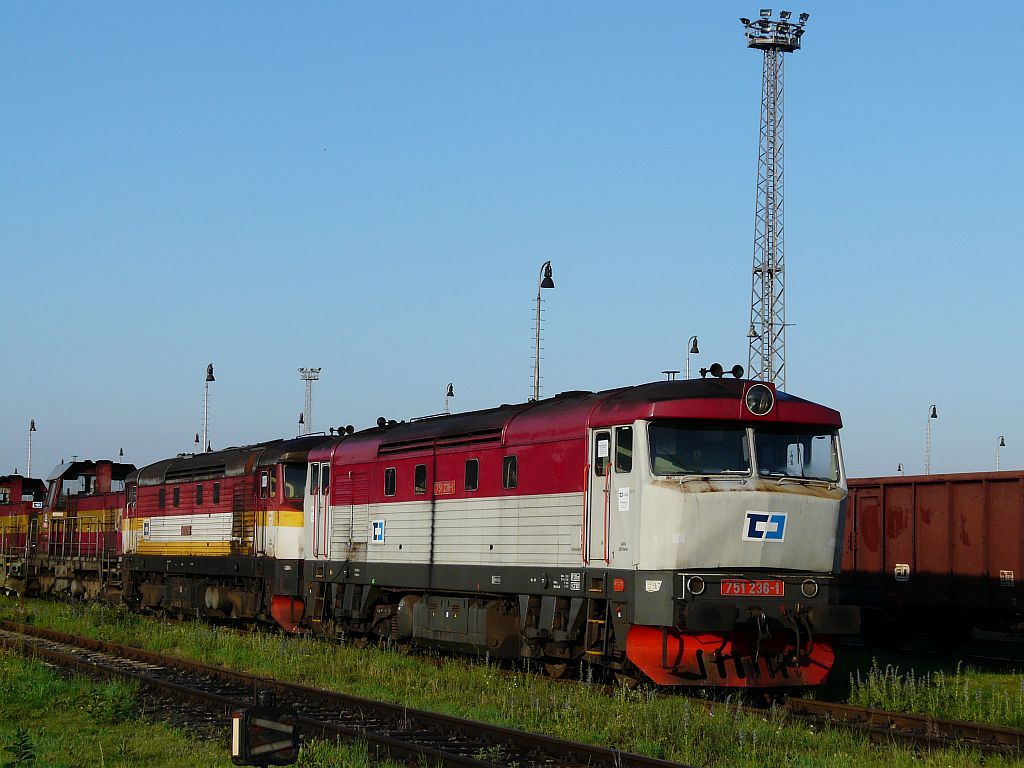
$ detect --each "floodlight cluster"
[739,9,809,53]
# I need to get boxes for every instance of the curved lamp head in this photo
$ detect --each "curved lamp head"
[446,383,455,398]
[929,405,938,419]
[999,435,1006,447]
[688,336,699,354]
[206,364,215,382]
[540,261,554,289]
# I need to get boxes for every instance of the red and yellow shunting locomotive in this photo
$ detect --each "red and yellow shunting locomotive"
[1,377,858,687]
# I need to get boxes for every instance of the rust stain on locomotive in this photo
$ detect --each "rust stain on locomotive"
[651,477,843,500]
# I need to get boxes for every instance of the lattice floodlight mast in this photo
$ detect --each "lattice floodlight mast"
[741,9,808,390]
[298,367,321,436]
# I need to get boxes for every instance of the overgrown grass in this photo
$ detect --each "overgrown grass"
[2,597,1021,767]
[0,638,404,767]
[849,658,1024,729]
[0,647,228,767]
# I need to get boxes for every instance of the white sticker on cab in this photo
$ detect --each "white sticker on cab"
[645,580,662,593]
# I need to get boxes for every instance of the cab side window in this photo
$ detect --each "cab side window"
[594,431,611,476]
[615,426,633,473]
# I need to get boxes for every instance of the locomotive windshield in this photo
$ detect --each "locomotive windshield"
[648,423,750,475]
[754,428,839,482]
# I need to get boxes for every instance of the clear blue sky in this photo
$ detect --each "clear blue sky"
[1,1,1019,479]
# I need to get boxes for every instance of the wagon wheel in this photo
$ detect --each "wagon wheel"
[544,662,570,679]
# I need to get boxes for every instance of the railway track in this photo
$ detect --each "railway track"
[3,618,1022,762]
[0,620,692,768]
[782,698,1024,755]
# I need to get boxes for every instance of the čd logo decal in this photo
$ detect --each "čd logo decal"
[742,511,787,542]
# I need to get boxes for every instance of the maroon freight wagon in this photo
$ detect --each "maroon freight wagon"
[841,470,1024,639]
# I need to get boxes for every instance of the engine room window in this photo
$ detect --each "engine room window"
[384,467,396,497]
[594,432,611,476]
[195,484,203,505]
[502,456,518,489]
[284,464,305,499]
[414,464,427,495]
[213,482,220,504]
[0,488,9,505]
[648,423,750,476]
[615,427,633,473]
[158,488,166,508]
[172,487,180,507]
[465,459,479,492]
[269,473,277,497]
[754,428,840,482]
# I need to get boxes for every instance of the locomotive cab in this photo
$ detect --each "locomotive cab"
[586,380,859,686]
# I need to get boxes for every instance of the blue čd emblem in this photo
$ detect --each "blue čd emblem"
[742,511,787,542]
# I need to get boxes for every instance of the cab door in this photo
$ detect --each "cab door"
[586,430,612,564]
[609,425,637,566]
[256,469,270,555]
[309,462,331,560]
[586,426,637,566]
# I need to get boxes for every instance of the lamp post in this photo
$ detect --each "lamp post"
[997,435,1006,471]
[532,261,555,402]
[202,364,215,454]
[26,419,36,477]
[444,383,454,415]
[924,404,937,474]
[685,336,699,380]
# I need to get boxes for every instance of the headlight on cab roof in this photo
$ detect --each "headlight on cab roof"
[745,384,774,416]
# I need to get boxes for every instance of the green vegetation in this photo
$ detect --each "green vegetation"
[0,641,402,767]
[848,658,1024,729]
[1,597,1021,767]
[0,647,227,767]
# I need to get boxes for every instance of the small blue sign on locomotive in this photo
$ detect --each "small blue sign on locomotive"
[742,511,787,542]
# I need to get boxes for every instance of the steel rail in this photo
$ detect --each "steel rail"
[783,697,1024,755]
[0,621,692,768]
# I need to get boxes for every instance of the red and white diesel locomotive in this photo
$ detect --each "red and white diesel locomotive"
[1,375,858,687]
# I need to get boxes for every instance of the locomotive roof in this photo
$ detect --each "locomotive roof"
[308,379,840,462]
[131,435,331,486]
[46,460,136,483]
[0,475,46,494]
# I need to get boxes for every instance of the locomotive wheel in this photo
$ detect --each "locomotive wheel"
[544,662,570,679]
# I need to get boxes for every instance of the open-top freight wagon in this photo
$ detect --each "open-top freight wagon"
[842,470,1024,641]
